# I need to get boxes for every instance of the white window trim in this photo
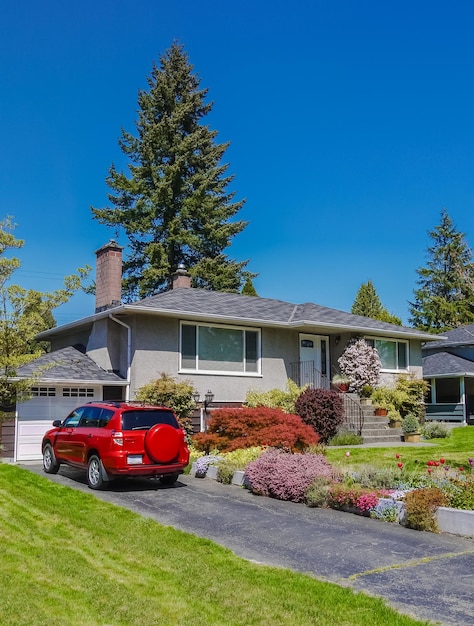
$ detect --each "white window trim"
[179,321,262,376]
[365,336,410,373]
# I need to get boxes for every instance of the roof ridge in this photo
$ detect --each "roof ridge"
[288,304,299,323]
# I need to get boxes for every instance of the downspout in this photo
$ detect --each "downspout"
[109,314,131,402]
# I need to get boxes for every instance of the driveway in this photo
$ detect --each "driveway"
[22,463,474,626]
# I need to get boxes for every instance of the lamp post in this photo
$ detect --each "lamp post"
[193,390,214,431]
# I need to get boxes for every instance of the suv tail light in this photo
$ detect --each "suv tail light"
[112,431,123,446]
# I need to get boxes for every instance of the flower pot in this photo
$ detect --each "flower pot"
[360,398,372,406]
[375,408,388,416]
[389,420,402,429]
[403,433,421,443]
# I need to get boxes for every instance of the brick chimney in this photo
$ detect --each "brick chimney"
[95,240,123,313]
[172,264,191,289]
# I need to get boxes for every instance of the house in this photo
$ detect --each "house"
[423,324,474,424]
[2,240,437,461]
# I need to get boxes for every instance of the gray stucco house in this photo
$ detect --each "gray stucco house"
[3,241,436,461]
[423,324,474,424]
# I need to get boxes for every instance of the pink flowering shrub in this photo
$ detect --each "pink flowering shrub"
[337,338,381,392]
[244,448,335,503]
[327,484,388,513]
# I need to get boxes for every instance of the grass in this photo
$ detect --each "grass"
[325,425,474,474]
[0,465,431,626]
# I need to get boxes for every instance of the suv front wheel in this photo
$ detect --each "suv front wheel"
[43,443,60,474]
[87,455,108,490]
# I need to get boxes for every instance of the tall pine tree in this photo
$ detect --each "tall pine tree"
[351,280,401,325]
[409,210,474,332]
[92,42,253,301]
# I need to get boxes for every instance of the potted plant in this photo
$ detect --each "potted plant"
[402,413,421,443]
[332,374,349,392]
[374,404,388,417]
[388,409,402,428]
[359,385,374,405]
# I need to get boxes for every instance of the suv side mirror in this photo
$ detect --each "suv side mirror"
[52,420,62,428]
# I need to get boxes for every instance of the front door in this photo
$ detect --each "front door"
[299,334,330,388]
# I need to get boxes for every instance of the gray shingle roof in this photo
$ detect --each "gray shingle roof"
[17,346,125,383]
[128,288,434,339]
[422,351,474,377]
[422,324,474,350]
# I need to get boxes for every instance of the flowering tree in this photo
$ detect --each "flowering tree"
[337,338,381,393]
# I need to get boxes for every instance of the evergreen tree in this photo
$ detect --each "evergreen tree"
[241,276,258,296]
[351,280,401,325]
[409,209,474,332]
[92,42,253,301]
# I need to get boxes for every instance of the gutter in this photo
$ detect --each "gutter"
[109,314,131,401]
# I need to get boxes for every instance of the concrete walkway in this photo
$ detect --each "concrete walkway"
[21,463,474,626]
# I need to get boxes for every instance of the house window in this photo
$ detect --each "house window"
[31,387,56,397]
[180,323,260,374]
[435,378,460,403]
[366,338,408,371]
[62,388,94,398]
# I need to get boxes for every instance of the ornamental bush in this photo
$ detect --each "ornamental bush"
[404,487,447,532]
[245,379,305,414]
[338,338,381,392]
[192,407,319,453]
[244,448,335,503]
[135,372,195,437]
[294,388,344,443]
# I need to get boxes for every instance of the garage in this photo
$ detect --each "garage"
[15,386,102,461]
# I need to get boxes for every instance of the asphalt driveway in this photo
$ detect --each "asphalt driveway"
[22,463,474,626]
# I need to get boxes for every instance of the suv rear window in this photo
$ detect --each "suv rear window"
[121,409,179,431]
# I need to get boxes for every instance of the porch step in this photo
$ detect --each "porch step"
[341,397,404,445]
[362,432,403,444]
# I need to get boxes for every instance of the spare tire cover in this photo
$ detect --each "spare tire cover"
[145,423,181,463]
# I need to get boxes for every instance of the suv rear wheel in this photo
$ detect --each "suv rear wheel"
[159,473,179,486]
[87,455,108,490]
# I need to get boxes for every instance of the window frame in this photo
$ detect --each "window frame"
[179,321,262,376]
[365,336,410,372]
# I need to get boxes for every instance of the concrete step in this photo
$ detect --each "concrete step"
[363,417,391,427]
[362,433,403,443]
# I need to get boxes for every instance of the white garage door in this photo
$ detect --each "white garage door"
[16,387,102,461]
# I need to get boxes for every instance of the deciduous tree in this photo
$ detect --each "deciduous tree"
[0,217,89,422]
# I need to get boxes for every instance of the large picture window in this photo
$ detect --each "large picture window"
[366,337,408,371]
[180,323,260,374]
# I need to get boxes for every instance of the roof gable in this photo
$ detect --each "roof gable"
[17,346,124,383]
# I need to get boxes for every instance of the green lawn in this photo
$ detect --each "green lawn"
[326,425,474,474]
[0,465,431,626]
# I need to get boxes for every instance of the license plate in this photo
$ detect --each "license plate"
[127,454,143,465]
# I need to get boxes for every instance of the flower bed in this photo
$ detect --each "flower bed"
[190,447,474,537]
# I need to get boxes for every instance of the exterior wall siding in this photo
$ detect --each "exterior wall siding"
[125,315,300,403]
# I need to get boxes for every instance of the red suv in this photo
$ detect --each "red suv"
[42,401,190,489]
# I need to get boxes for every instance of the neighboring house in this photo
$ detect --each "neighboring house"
[423,324,474,425]
[2,241,437,461]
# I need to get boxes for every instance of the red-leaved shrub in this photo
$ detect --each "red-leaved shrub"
[295,388,344,443]
[193,407,319,453]
[244,448,335,503]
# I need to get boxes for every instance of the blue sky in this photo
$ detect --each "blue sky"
[2,1,474,325]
